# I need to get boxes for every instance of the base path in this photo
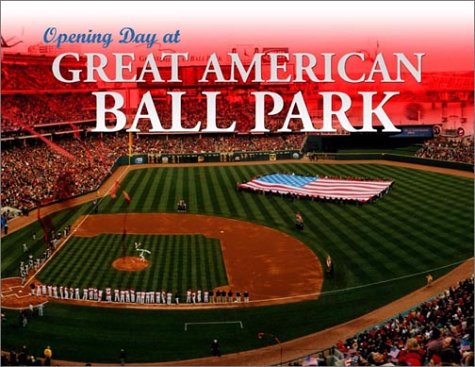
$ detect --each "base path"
[1,277,47,309]
[73,213,323,306]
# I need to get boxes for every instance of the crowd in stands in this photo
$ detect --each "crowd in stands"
[2,63,93,91]
[1,94,96,132]
[326,276,474,366]
[1,134,122,210]
[415,137,474,164]
[136,133,304,154]
[1,133,305,211]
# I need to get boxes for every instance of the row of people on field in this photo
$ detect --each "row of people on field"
[32,285,250,304]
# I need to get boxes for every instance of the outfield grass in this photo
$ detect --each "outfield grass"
[37,234,227,295]
[1,163,473,362]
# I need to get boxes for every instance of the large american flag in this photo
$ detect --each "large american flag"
[239,174,393,203]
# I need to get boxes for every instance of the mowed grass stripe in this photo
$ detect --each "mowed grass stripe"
[241,165,289,226]
[205,238,218,287]
[166,168,181,212]
[245,164,298,226]
[38,238,83,282]
[140,235,155,290]
[202,238,213,289]
[151,236,168,291]
[322,165,447,266]
[181,236,189,291]
[198,237,208,289]
[224,166,259,221]
[356,165,473,249]
[182,168,192,211]
[41,236,101,287]
[206,167,228,215]
[203,167,225,214]
[302,167,464,268]
[80,236,115,288]
[190,236,198,289]
[157,169,175,212]
[363,164,472,211]
[328,166,468,258]
[112,170,146,212]
[48,237,102,285]
[134,170,156,211]
[214,167,239,217]
[218,166,248,218]
[170,235,181,291]
[296,201,392,282]
[81,236,119,287]
[159,237,173,290]
[233,165,270,222]
[306,196,401,273]
[38,234,228,294]
[198,167,216,214]
[191,168,205,213]
[312,163,471,241]
[296,204,376,284]
[374,166,472,212]
[149,168,168,211]
[213,240,228,285]
[129,169,156,212]
[263,166,386,278]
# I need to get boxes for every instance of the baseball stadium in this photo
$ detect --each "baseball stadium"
[1,46,474,367]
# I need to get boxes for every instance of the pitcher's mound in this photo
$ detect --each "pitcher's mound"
[112,257,149,271]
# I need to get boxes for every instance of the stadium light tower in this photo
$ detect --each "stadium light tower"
[257,331,283,366]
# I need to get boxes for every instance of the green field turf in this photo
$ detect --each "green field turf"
[1,162,473,363]
[36,234,227,295]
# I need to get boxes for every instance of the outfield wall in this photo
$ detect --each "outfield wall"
[125,150,303,165]
[310,153,473,172]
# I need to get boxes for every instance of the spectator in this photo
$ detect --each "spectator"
[415,136,474,164]
[397,338,425,366]
[331,276,474,366]
[426,327,443,359]
[44,345,53,364]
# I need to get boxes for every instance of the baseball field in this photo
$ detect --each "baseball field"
[1,161,473,363]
